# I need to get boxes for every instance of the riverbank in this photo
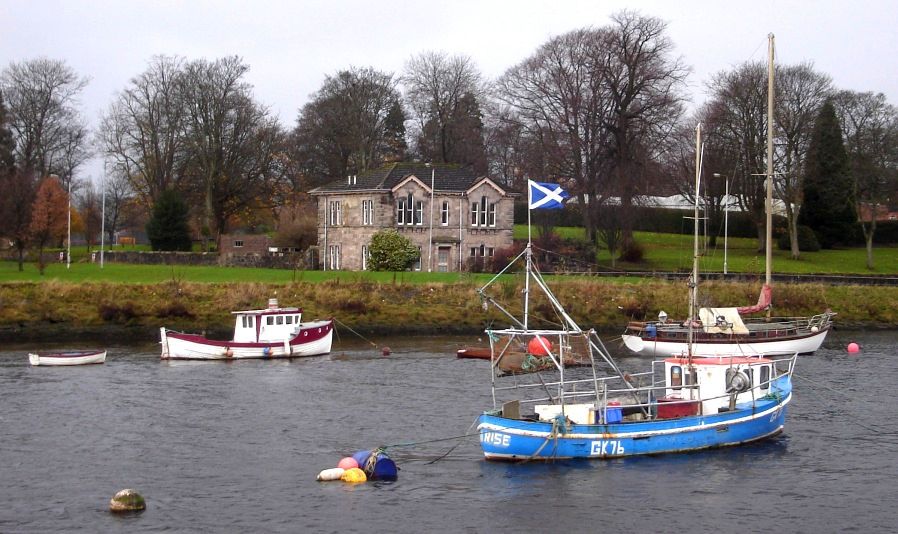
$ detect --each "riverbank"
[1,278,895,342]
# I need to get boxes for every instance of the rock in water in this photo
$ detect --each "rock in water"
[109,489,146,512]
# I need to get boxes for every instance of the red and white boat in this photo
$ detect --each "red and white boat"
[159,298,333,360]
[29,350,107,366]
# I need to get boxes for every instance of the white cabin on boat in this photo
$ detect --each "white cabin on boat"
[663,356,777,416]
[231,298,303,343]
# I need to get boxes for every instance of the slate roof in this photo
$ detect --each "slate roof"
[309,162,507,194]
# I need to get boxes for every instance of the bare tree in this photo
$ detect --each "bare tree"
[403,51,486,166]
[291,66,404,187]
[496,27,611,241]
[0,58,90,190]
[599,11,689,249]
[179,56,284,248]
[76,180,103,254]
[774,63,832,258]
[833,90,898,269]
[705,61,769,250]
[101,168,137,245]
[99,55,188,207]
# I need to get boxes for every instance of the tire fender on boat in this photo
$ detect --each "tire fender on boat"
[223,347,233,358]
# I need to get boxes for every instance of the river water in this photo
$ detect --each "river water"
[1,330,896,533]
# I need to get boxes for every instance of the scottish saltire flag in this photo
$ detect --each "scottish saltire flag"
[528,180,568,209]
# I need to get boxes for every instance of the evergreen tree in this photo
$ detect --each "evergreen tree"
[146,189,192,251]
[798,101,856,248]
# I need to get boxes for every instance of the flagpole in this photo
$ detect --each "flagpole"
[66,177,71,270]
[524,180,532,330]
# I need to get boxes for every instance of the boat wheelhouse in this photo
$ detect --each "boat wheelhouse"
[160,298,333,360]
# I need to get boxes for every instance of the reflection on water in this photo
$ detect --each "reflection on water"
[1,333,897,532]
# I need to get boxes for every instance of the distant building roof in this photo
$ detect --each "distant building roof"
[309,162,506,194]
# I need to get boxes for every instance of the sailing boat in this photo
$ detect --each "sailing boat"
[475,170,796,461]
[621,34,834,358]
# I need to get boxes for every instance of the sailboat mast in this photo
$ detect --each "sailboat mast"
[688,123,702,354]
[765,33,775,287]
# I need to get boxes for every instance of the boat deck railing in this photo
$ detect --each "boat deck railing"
[492,354,796,423]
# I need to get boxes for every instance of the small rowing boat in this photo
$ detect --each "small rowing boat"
[28,350,107,366]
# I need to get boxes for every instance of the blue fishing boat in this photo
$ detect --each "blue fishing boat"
[475,125,796,461]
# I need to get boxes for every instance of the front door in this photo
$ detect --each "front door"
[437,246,451,272]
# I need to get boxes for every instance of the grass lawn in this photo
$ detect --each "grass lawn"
[517,225,898,275]
[2,228,895,284]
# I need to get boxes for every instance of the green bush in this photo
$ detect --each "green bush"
[777,225,821,252]
[367,230,419,271]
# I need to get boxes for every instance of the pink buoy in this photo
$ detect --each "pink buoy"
[528,336,553,356]
[337,457,359,470]
[847,342,860,354]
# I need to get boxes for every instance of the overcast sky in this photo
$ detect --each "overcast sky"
[2,0,896,182]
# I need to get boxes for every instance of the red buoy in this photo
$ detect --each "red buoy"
[381,347,391,356]
[528,336,553,356]
[847,342,860,354]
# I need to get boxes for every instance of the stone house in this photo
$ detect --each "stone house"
[309,163,516,271]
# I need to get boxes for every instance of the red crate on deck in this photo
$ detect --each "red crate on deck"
[656,396,700,419]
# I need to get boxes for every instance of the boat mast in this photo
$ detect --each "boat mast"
[765,34,775,292]
[688,123,702,356]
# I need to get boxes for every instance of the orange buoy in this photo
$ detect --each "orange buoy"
[528,336,553,356]
[847,342,860,354]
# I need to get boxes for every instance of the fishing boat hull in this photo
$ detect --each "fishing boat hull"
[622,325,829,357]
[28,350,107,366]
[159,320,333,360]
[478,386,790,460]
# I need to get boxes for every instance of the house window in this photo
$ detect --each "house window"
[470,196,496,228]
[487,247,494,258]
[441,201,450,226]
[362,199,374,226]
[328,244,341,270]
[414,201,423,225]
[328,200,342,226]
[405,193,414,225]
[234,240,244,248]
[413,245,422,271]
[361,245,369,270]
[397,198,406,224]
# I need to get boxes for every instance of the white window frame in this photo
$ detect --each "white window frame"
[361,245,369,270]
[328,244,341,270]
[470,202,479,226]
[441,200,450,226]
[362,199,374,226]
[397,198,406,225]
[329,200,342,226]
[487,202,496,227]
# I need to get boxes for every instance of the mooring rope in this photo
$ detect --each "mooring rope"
[333,317,378,348]
[794,372,898,438]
